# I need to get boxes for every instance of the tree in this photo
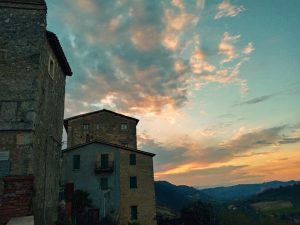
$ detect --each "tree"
[181,200,216,225]
[72,190,93,225]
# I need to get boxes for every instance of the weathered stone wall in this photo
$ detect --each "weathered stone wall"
[119,150,156,225]
[67,111,137,149]
[32,39,66,225]
[0,2,67,225]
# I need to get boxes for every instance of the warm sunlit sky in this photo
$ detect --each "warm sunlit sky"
[46,0,300,187]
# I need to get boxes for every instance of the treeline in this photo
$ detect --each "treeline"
[157,199,298,225]
[250,184,300,204]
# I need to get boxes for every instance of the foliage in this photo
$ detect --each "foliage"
[250,184,300,205]
[72,190,93,225]
[128,222,141,225]
[180,200,216,225]
[72,190,93,215]
[55,218,72,225]
[101,214,119,225]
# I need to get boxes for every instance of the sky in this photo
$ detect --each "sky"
[46,0,300,187]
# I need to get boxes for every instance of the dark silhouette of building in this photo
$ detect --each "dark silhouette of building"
[0,0,72,224]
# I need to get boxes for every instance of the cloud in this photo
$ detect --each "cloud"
[218,32,240,64]
[215,0,245,20]
[47,0,254,118]
[138,133,191,172]
[234,86,300,106]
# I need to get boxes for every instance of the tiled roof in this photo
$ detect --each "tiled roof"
[0,0,45,3]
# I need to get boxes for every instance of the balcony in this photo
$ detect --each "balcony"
[94,161,114,174]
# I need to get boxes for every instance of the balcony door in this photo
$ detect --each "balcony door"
[101,154,109,169]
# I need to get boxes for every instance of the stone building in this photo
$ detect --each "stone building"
[62,110,157,225]
[0,0,72,224]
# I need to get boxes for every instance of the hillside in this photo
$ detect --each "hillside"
[201,180,300,201]
[249,184,300,205]
[155,181,211,212]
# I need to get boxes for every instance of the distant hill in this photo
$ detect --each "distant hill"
[155,181,211,212]
[201,180,300,201]
[249,184,300,205]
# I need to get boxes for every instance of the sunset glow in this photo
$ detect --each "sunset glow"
[47,0,300,187]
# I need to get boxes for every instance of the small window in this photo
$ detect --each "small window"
[83,124,90,130]
[123,143,129,148]
[73,155,80,170]
[129,154,136,165]
[100,177,108,190]
[48,55,55,79]
[130,206,138,220]
[121,123,128,131]
[96,123,101,129]
[130,176,137,189]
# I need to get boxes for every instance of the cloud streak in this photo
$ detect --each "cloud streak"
[215,0,245,20]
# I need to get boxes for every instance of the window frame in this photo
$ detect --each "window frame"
[48,54,55,79]
[130,176,137,189]
[130,205,138,220]
[73,155,80,170]
[129,153,136,165]
[83,123,90,130]
[101,153,109,169]
[120,123,128,131]
[96,123,101,130]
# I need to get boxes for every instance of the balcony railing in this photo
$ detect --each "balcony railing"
[94,161,114,174]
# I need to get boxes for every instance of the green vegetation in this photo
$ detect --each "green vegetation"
[157,184,300,225]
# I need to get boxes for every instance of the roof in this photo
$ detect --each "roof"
[62,140,155,157]
[64,109,139,131]
[0,0,45,4]
[46,31,72,76]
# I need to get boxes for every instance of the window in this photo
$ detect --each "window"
[96,123,101,129]
[120,123,128,131]
[73,155,80,170]
[48,55,55,79]
[100,177,108,190]
[123,143,129,148]
[130,176,137,189]
[101,154,109,169]
[130,206,138,220]
[129,154,136,165]
[83,124,90,130]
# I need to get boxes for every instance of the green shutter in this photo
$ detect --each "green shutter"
[129,154,136,165]
[101,154,109,168]
[130,206,138,220]
[130,176,137,188]
[73,155,80,170]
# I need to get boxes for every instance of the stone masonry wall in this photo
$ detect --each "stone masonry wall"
[119,150,156,225]
[0,2,67,225]
[67,111,137,149]
[32,37,67,225]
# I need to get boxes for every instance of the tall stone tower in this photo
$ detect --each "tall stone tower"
[0,0,72,224]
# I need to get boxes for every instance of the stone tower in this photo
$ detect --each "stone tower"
[0,0,72,224]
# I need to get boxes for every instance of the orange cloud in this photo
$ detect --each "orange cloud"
[215,0,245,20]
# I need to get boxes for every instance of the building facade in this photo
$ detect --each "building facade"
[62,110,156,225]
[0,0,72,224]
[64,109,139,149]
